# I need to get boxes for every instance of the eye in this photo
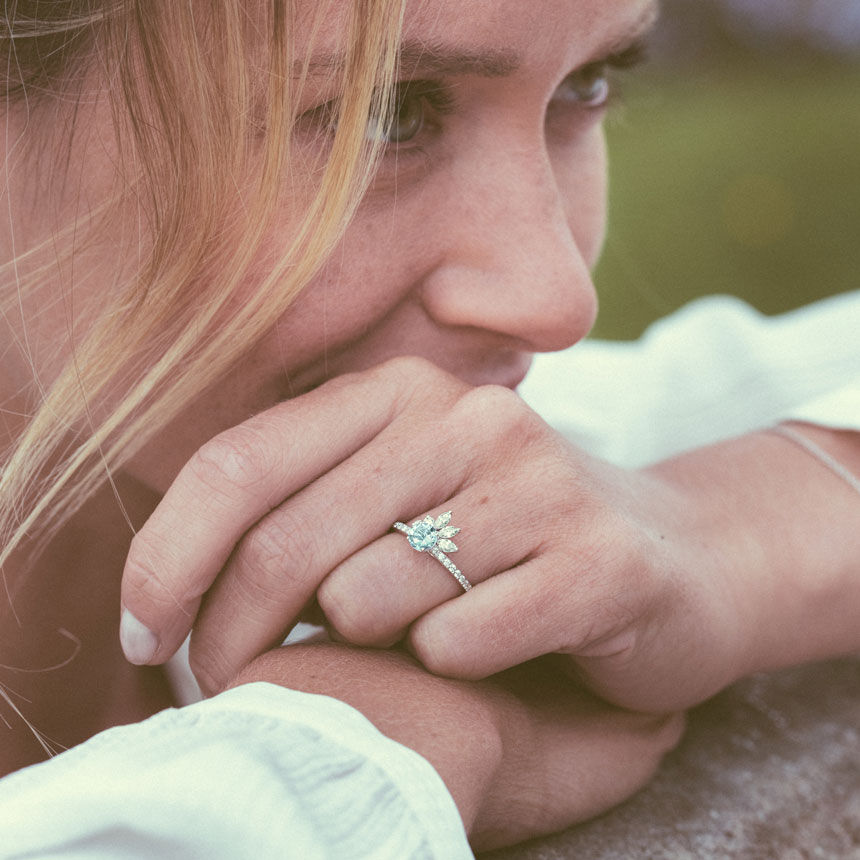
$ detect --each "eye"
[553,63,611,109]
[365,80,455,145]
[367,83,426,144]
[550,38,650,113]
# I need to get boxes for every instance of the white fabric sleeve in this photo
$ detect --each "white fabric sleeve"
[519,291,860,467]
[0,682,473,860]
[781,383,860,430]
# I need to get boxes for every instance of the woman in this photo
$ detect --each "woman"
[1,0,858,855]
[0,0,683,855]
[114,0,860,715]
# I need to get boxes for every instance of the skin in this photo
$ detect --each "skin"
[115,0,860,714]
[115,0,653,658]
[0,0,686,844]
[120,0,617,489]
[3,0,859,843]
[229,644,683,851]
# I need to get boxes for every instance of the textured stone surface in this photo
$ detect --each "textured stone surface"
[482,659,860,860]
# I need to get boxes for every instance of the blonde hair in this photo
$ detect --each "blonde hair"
[0,0,405,600]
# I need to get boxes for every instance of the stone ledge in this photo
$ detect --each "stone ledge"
[481,659,860,860]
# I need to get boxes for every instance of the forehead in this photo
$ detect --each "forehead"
[298,0,657,78]
[405,0,652,59]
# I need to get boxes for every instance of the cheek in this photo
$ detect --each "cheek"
[252,202,436,377]
[553,127,608,269]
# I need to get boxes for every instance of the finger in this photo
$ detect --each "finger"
[406,550,638,680]
[120,358,441,665]
[185,380,536,690]
[185,383,476,691]
[315,482,549,648]
[187,383,540,689]
[310,386,564,648]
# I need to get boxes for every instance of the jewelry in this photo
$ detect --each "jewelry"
[392,511,472,592]
[769,424,860,497]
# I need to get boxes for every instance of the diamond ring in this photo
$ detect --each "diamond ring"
[392,511,472,592]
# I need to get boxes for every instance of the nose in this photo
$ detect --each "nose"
[419,146,599,353]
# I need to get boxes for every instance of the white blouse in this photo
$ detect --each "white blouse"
[519,291,860,467]
[2,291,859,859]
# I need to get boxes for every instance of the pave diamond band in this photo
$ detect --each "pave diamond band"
[427,546,472,592]
[393,512,472,592]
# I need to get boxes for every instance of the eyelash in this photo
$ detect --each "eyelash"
[394,79,458,119]
[561,37,650,111]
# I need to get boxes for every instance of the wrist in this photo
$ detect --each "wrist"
[774,421,860,492]
[758,423,860,665]
[228,643,503,834]
[649,428,860,681]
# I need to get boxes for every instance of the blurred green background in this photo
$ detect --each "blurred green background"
[593,0,860,340]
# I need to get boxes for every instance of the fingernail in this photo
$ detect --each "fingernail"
[120,608,159,665]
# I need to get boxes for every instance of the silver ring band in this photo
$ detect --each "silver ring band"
[393,512,472,592]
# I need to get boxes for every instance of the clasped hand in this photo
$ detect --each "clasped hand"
[121,356,756,711]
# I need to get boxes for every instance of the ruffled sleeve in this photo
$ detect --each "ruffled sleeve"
[0,682,473,860]
[520,291,860,465]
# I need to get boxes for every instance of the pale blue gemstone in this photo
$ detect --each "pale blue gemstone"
[408,522,438,551]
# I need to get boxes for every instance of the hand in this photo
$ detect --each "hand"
[226,642,684,851]
[120,357,859,711]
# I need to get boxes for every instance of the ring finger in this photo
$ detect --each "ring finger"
[187,415,473,691]
[316,485,546,648]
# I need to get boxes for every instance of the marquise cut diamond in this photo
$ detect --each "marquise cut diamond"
[434,511,452,529]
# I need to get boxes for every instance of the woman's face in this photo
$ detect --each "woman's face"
[23,0,657,492]
[128,0,657,491]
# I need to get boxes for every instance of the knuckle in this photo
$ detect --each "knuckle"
[226,557,290,615]
[236,507,322,591]
[379,354,440,383]
[409,618,473,678]
[317,578,384,646]
[374,356,453,404]
[360,356,472,419]
[188,426,274,497]
[455,384,544,447]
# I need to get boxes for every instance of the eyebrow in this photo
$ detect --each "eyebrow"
[302,41,521,80]
[299,0,659,81]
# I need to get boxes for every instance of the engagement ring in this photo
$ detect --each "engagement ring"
[392,511,472,592]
